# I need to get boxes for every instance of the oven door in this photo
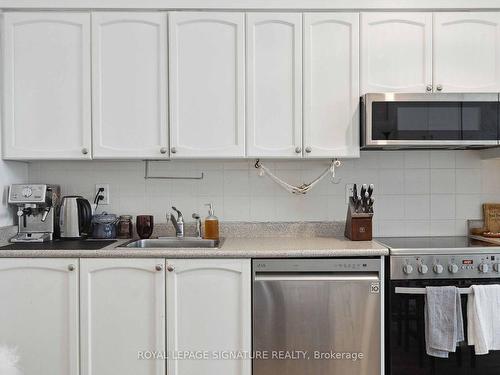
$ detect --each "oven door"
[362,93,499,148]
[388,278,500,375]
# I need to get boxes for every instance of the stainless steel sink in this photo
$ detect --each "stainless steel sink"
[123,237,220,248]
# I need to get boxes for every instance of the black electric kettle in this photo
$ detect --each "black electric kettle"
[59,196,92,239]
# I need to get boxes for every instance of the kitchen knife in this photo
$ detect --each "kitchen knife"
[355,197,362,213]
[360,184,367,200]
[363,192,370,212]
[368,184,374,198]
[352,184,358,204]
[367,197,374,213]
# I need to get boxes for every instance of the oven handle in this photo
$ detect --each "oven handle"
[395,286,472,295]
[255,272,379,282]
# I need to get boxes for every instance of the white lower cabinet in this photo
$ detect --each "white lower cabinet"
[80,259,166,375]
[0,257,251,375]
[0,259,79,375]
[166,259,252,375]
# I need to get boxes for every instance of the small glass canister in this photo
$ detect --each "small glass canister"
[117,215,133,239]
[92,213,118,239]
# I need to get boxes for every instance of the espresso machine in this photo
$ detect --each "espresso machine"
[8,184,61,242]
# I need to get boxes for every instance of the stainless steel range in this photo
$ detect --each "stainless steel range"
[378,236,500,375]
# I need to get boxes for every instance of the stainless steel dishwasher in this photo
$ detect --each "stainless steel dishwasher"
[253,258,383,375]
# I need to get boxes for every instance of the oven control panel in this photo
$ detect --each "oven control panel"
[391,254,500,279]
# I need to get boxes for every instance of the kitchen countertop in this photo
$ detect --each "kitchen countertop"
[0,236,388,258]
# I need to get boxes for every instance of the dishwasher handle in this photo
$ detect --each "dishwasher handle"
[254,272,380,282]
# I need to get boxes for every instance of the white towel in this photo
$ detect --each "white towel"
[0,345,22,375]
[467,284,500,355]
[425,286,464,358]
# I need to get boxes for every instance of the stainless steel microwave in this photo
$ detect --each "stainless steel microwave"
[361,93,500,149]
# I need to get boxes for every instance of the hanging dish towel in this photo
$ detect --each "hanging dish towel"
[425,286,464,358]
[467,284,500,355]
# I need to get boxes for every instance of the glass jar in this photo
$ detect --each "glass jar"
[92,212,118,239]
[117,215,133,239]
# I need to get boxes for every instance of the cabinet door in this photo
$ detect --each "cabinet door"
[434,12,500,92]
[0,259,79,375]
[361,12,432,93]
[167,259,251,375]
[169,12,245,158]
[246,13,302,158]
[81,259,165,375]
[304,13,359,158]
[92,12,168,159]
[2,12,91,160]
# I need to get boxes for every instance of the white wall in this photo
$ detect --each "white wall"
[28,150,500,236]
[0,74,29,226]
[0,157,28,227]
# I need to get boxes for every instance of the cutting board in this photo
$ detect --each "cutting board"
[483,203,500,233]
[469,234,500,246]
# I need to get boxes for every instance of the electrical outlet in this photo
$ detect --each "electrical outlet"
[345,183,354,204]
[95,184,110,205]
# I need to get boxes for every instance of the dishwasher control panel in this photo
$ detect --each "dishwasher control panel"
[391,254,500,280]
[253,258,382,274]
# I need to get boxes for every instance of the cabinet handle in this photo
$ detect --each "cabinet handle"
[426,85,432,92]
[436,84,443,91]
[160,147,168,154]
[171,147,177,154]
[167,265,175,272]
[305,146,312,153]
[155,264,163,271]
[295,146,302,154]
[68,264,76,271]
[81,148,89,155]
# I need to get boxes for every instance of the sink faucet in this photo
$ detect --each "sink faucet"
[169,206,184,238]
[192,213,202,238]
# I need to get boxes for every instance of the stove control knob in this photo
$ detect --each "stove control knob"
[433,264,444,274]
[403,264,414,275]
[494,263,500,272]
[448,264,459,274]
[418,264,429,274]
[479,263,489,273]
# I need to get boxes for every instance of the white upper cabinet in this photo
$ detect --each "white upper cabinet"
[167,259,251,375]
[303,13,359,158]
[0,259,79,375]
[80,259,166,375]
[92,12,168,159]
[2,12,91,160]
[361,12,433,93]
[433,12,500,92]
[246,13,302,158]
[169,12,245,158]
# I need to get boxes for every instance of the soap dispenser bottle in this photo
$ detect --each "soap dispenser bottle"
[204,203,219,241]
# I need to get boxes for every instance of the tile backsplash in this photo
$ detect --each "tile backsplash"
[28,150,500,237]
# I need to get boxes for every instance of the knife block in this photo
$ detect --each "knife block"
[344,198,373,241]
